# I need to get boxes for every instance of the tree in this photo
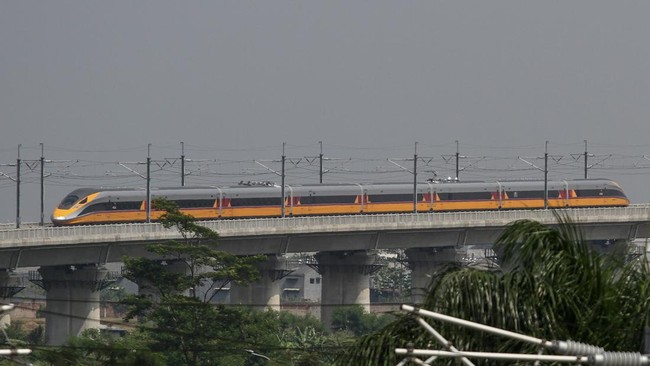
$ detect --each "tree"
[275,311,357,366]
[336,214,650,365]
[34,329,164,366]
[30,306,336,366]
[1,320,28,343]
[121,198,265,365]
[330,305,394,337]
[371,250,411,303]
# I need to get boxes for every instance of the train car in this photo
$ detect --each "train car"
[50,179,629,226]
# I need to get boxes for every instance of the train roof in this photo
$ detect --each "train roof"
[66,178,623,199]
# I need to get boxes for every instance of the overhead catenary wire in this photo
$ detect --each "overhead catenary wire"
[2,141,650,226]
[5,150,650,183]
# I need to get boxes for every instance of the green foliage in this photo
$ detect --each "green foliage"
[337,215,650,365]
[0,320,44,352]
[1,320,28,342]
[119,198,273,365]
[213,307,286,365]
[27,324,45,345]
[337,317,423,366]
[371,250,411,302]
[122,198,264,303]
[101,286,128,316]
[278,310,325,333]
[33,329,163,366]
[331,305,395,336]
[275,312,357,366]
[145,297,222,365]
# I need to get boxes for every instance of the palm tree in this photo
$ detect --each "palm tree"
[336,214,650,365]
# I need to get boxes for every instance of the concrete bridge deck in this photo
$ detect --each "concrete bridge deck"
[1,205,649,268]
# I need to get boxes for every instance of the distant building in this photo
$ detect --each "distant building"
[281,264,321,303]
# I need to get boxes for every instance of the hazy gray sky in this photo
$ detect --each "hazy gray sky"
[2,1,650,222]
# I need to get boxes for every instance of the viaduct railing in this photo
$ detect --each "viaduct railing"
[1,205,649,245]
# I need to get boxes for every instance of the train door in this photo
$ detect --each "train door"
[425,182,435,211]
[215,187,223,218]
[561,181,570,207]
[286,185,294,216]
[356,184,366,213]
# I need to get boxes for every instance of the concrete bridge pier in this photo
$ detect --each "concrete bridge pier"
[230,255,293,311]
[314,250,379,329]
[0,270,24,328]
[37,264,111,345]
[405,247,461,305]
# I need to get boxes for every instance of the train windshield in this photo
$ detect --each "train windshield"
[58,194,80,209]
[57,188,98,209]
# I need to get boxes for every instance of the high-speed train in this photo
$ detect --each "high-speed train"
[51,179,629,226]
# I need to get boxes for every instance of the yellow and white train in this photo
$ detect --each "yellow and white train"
[51,179,629,226]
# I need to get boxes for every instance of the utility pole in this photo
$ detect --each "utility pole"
[181,141,185,187]
[117,155,152,221]
[40,143,45,226]
[281,143,286,218]
[544,141,548,210]
[16,144,21,229]
[455,140,460,179]
[413,142,418,213]
[146,144,151,223]
[584,139,588,179]
[319,141,323,184]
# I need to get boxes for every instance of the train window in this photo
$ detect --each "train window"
[576,189,598,197]
[79,201,141,215]
[230,197,282,207]
[507,191,539,199]
[116,202,141,210]
[576,189,626,198]
[298,196,355,205]
[298,195,358,205]
[301,196,315,205]
[507,190,560,199]
[368,194,420,203]
[606,188,627,197]
[175,199,216,208]
[58,195,80,209]
[437,192,492,201]
[80,203,109,215]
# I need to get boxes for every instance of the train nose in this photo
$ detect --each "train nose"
[51,208,70,225]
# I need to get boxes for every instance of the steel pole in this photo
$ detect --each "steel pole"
[455,140,459,179]
[281,142,286,218]
[544,141,548,210]
[319,141,323,184]
[40,143,44,226]
[584,139,588,179]
[146,144,151,223]
[181,141,185,187]
[413,142,418,213]
[16,144,21,229]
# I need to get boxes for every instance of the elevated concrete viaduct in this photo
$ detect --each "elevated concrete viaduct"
[0,205,648,343]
